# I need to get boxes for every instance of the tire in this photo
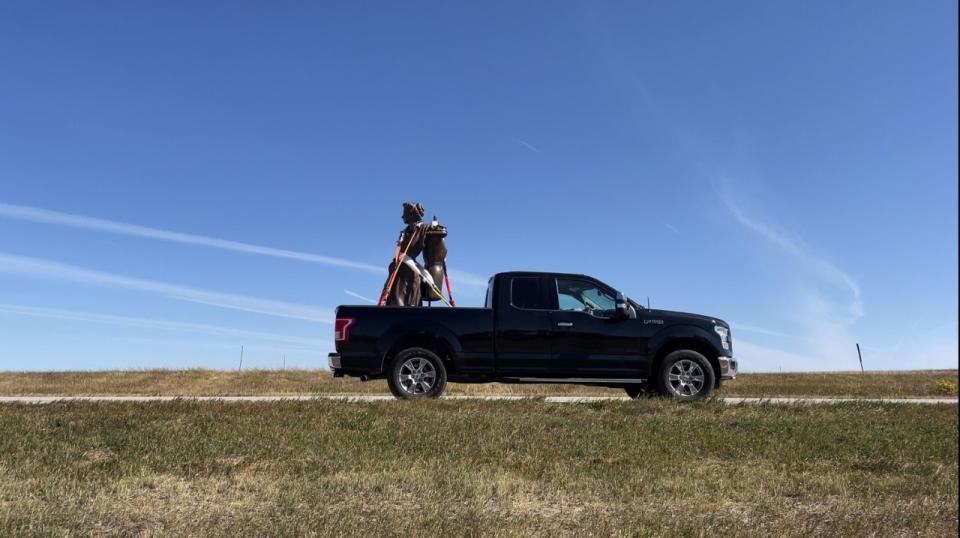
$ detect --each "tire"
[656,350,716,402]
[387,347,448,400]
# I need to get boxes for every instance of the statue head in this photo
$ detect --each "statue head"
[402,202,425,225]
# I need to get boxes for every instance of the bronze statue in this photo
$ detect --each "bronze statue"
[422,216,448,304]
[380,202,450,306]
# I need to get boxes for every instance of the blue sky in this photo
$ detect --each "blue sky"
[1,1,956,372]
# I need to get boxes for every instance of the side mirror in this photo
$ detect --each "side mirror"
[615,292,633,319]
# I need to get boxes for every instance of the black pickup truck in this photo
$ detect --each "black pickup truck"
[329,271,737,401]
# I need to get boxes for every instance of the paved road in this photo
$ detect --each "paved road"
[0,395,956,405]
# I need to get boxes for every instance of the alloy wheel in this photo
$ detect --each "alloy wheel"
[397,357,436,395]
[667,359,705,397]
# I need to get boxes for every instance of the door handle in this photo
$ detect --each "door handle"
[556,321,574,328]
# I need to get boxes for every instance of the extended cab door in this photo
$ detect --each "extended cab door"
[494,275,569,375]
[549,277,651,378]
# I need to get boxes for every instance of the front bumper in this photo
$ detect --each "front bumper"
[718,357,737,380]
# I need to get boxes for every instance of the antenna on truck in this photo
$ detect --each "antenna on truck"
[647,296,650,309]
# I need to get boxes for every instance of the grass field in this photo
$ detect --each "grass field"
[0,399,956,536]
[0,368,957,398]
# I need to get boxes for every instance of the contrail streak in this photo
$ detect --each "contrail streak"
[0,202,383,272]
[0,303,329,346]
[515,138,542,154]
[0,201,490,287]
[0,253,333,323]
[343,289,377,304]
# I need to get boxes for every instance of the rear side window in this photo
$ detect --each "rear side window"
[511,277,546,309]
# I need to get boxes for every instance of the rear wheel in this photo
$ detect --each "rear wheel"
[656,350,715,402]
[387,347,448,399]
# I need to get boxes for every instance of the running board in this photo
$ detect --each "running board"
[503,377,647,384]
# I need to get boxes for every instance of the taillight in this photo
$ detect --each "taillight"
[335,318,356,342]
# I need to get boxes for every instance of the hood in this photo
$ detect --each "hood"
[646,309,728,328]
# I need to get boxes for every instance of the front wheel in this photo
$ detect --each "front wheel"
[387,347,448,399]
[656,350,716,402]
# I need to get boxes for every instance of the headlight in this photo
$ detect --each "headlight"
[714,325,730,350]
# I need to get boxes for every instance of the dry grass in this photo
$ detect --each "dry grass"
[722,369,959,398]
[0,368,957,398]
[0,399,955,536]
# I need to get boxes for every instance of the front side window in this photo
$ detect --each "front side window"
[556,278,617,318]
[511,277,546,309]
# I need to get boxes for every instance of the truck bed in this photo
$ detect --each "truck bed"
[333,305,495,376]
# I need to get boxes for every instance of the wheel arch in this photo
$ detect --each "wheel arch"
[649,328,722,388]
[377,321,461,373]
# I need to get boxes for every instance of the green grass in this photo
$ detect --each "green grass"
[0,399,956,536]
[0,368,956,398]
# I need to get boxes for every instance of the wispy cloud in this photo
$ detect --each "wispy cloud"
[729,322,795,339]
[0,202,489,288]
[663,222,681,234]
[111,337,327,358]
[0,253,333,323]
[714,181,871,370]
[716,188,863,320]
[735,339,842,372]
[343,289,377,304]
[446,268,489,288]
[514,138,542,154]
[859,320,959,370]
[0,303,329,346]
